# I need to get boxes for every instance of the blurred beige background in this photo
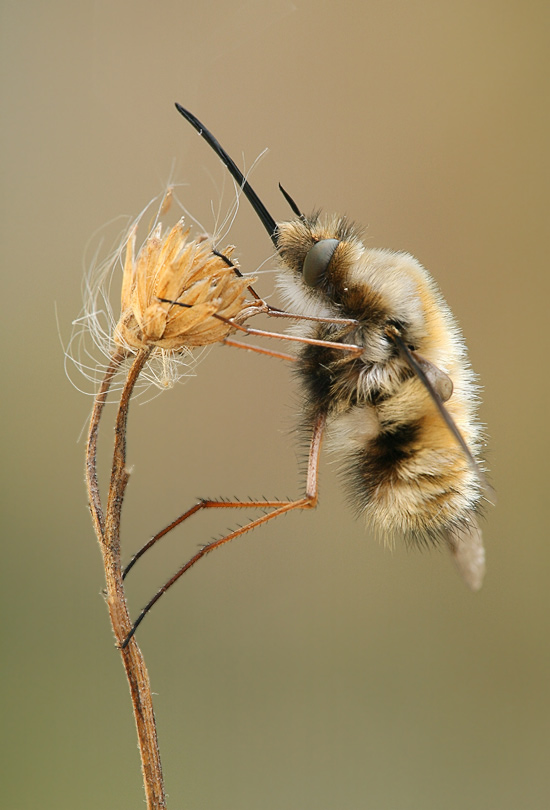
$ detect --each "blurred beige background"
[2,1,549,808]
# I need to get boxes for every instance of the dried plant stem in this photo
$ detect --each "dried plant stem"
[86,350,127,538]
[86,347,166,810]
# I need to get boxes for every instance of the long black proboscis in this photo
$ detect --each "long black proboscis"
[175,104,278,246]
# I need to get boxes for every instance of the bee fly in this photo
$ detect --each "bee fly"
[122,106,490,645]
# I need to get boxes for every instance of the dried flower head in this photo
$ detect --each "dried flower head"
[114,220,252,351]
[66,190,259,395]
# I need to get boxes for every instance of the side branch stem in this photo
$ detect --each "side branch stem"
[86,350,126,539]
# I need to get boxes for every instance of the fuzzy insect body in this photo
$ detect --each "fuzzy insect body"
[276,214,484,571]
[172,105,488,591]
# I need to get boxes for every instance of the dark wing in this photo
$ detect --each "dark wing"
[387,328,490,494]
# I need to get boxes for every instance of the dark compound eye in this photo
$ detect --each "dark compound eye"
[302,239,340,287]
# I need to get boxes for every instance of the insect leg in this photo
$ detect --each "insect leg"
[226,319,363,354]
[157,296,363,355]
[212,248,263,301]
[122,497,298,580]
[222,337,297,362]
[121,411,326,648]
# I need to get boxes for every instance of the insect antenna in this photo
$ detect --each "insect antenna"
[278,182,304,218]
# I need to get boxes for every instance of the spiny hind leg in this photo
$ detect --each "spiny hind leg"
[121,412,326,647]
